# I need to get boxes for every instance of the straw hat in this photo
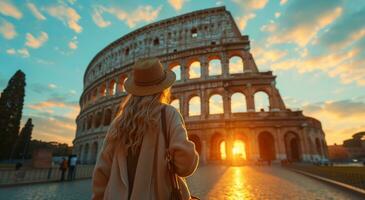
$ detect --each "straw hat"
[124,57,176,96]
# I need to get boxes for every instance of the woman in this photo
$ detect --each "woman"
[92,58,199,200]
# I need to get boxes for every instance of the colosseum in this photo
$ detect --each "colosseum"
[73,6,328,165]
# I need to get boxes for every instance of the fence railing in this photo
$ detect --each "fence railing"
[287,164,365,190]
[0,165,94,186]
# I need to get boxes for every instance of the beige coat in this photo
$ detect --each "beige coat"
[92,105,199,200]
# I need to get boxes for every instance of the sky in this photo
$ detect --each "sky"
[0,0,365,146]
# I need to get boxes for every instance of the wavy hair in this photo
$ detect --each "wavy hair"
[105,88,171,155]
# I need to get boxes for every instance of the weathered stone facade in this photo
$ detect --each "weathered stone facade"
[73,7,328,164]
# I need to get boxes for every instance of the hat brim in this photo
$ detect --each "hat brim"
[124,69,176,96]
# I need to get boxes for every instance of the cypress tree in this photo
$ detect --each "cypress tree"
[0,70,26,160]
[12,118,33,159]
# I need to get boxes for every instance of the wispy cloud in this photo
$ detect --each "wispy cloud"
[232,0,268,31]
[303,98,365,145]
[266,0,342,47]
[68,36,78,49]
[0,18,16,39]
[25,32,49,48]
[0,0,22,19]
[46,5,82,33]
[93,5,162,28]
[27,2,46,20]
[168,0,187,11]
[6,48,30,58]
[91,6,111,28]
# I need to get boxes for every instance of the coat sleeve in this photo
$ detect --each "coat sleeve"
[167,106,199,177]
[92,138,114,200]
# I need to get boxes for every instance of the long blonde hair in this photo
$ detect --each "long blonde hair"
[105,88,171,154]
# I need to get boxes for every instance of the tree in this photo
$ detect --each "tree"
[0,70,26,160]
[12,118,33,159]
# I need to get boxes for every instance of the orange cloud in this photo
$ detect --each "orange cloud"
[0,18,17,39]
[0,1,22,19]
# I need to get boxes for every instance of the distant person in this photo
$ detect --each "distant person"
[59,157,68,181]
[68,155,77,181]
[92,58,199,200]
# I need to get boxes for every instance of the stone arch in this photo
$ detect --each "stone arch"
[258,132,276,160]
[83,143,89,164]
[170,65,181,81]
[103,108,112,126]
[284,132,301,161]
[210,132,226,160]
[209,94,223,114]
[188,61,201,79]
[170,98,180,112]
[188,134,202,155]
[94,111,102,128]
[117,75,126,93]
[254,91,270,112]
[208,59,222,76]
[91,141,98,164]
[229,56,244,74]
[231,92,247,113]
[315,138,322,156]
[233,133,250,160]
[188,96,201,116]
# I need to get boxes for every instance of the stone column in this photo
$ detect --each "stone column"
[250,130,260,161]
[200,89,208,119]
[246,94,255,112]
[221,52,229,78]
[115,77,120,95]
[223,91,231,119]
[182,95,189,118]
[275,128,287,160]
[181,59,188,82]
[201,140,207,164]
[200,56,208,79]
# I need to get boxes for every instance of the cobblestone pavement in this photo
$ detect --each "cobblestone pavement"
[0,165,363,200]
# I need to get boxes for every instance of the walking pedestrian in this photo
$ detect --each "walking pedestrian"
[92,58,199,200]
[68,155,77,181]
[59,157,68,181]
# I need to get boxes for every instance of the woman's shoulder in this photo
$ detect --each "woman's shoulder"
[164,104,183,120]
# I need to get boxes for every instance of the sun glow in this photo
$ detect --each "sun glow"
[232,140,246,160]
[220,141,227,160]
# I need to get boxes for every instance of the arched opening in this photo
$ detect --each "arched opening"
[78,145,83,160]
[94,112,102,128]
[231,92,247,113]
[210,133,226,160]
[87,115,93,130]
[109,80,116,95]
[208,59,222,76]
[171,65,181,81]
[91,142,98,164]
[189,96,201,116]
[188,134,202,155]
[83,143,89,164]
[191,27,198,38]
[103,109,112,126]
[170,99,180,112]
[100,84,106,97]
[315,138,322,156]
[258,132,276,161]
[254,91,270,112]
[153,38,160,46]
[232,140,247,161]
[117,76,126,93]
[188,61,201,79]
[209,94,223,114]
[229,56,244,74]
[284,132,301,161]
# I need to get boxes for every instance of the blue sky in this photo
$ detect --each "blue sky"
[0,0,365,145]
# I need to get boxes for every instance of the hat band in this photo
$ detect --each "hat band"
[134,71,166,86]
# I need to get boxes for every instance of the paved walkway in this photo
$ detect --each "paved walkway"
[0,165,363,200]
